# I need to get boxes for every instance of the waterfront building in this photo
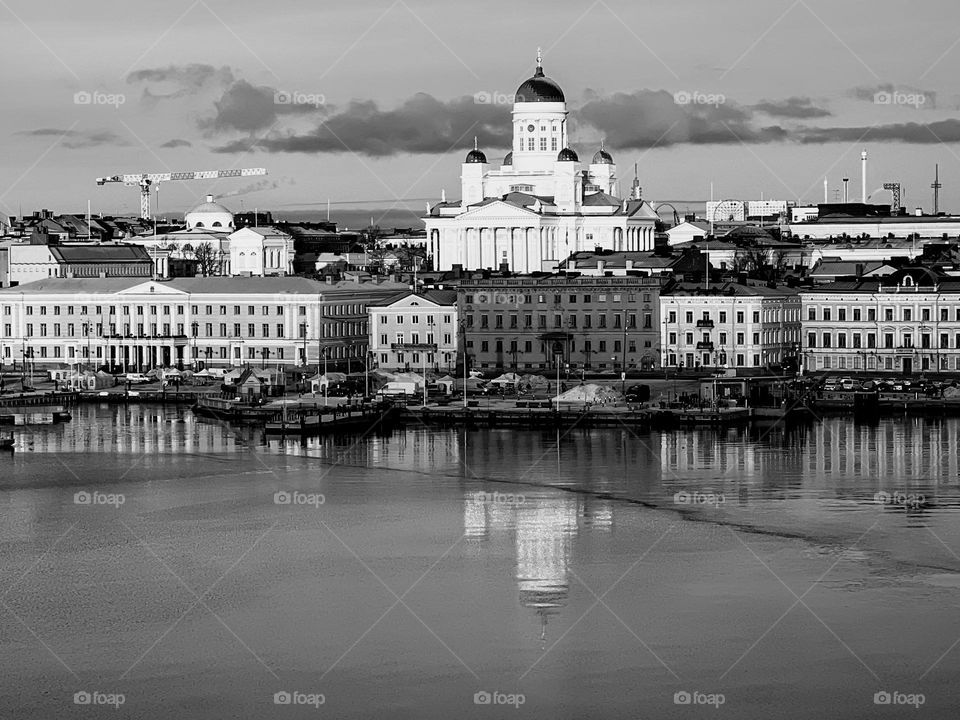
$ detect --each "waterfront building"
[0,276,407,372]
[558,249,708,277]
[660,282,802,371]
[800,266,960,374]
[367,290,458,372]
[424,53,658,272]
[457,274,665,373]
[789,211,960,240]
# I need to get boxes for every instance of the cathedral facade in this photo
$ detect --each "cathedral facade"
[424,53,658,272]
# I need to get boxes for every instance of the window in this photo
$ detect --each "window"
[838,309,846,322]
[853,333,862,348]
[719,311,727,323]
[685,312,694,323]
[822,333,831,348]
[868,309,876,321]
[922,308,931,322]
[668,311,676,323]
[752,311,760,323]
[736,332,745,344]
[884,333,894,348]
[837,333,846,348]
[823,309,831,322]
[736,312,744,323]
[904,309,912,322]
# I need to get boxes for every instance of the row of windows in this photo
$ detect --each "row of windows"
[467,313,652,330]
[667,352,761,368]
[2,345,286,360]
[378,333,454,346]
[377,314,453,325]
[4,321,365,340]
[668,310,761,324]
[4,304,362,318]
[807,331,960,349]
[812,355,960,371]
[468,339,652,354]
[465,293,652,305]
[807,306,960,323]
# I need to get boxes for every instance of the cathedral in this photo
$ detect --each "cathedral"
[424,52,658,272]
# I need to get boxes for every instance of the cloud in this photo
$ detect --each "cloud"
[201,79,324,134]
[577,90,788,149]
[160,138,192,148]
[849,83,936,108]
[211,92,511,155]
[753,96,831,119]
[16,128,129,149]
[126,63,235,102]
[798,119,960,144]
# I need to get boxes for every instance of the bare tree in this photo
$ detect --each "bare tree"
[193,241,222,277]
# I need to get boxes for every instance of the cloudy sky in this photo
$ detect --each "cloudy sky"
[4,0,960,225]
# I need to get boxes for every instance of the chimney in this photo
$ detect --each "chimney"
[855,263,864,279]
[597,259,605,273]
[206,194,214,203]
[915,207,923,217]
[325,275,333,284]
[625,259,634,270]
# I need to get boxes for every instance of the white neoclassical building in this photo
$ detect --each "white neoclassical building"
[424,52,658,273]
[228,226,295,276]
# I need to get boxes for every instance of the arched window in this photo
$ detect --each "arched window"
[212,221,222,227]
[195,221,204,228]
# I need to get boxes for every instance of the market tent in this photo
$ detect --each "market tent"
[553,383,623,404]
[521,374,549,387]
[488,372,523,386]
[434,374,456,394]
[453,376,485,391]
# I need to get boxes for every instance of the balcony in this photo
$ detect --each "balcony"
[696,319,714,328]
[696,341,715,351]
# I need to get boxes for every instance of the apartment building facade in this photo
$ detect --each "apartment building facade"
[801,267,960,374]
[660,282,802,371]
[0,276,407,372]
[457,275,665,373]
[368,291,458,372]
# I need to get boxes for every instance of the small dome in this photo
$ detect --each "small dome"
[503,151,513,166]
[592,148,614,164]
[185,194,234,231]
[465,148,487,164]
[557,147,579,162]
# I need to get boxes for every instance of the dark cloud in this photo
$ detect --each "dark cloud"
[159,138,192,148]
[16,128,129,149]
[577,90,787,149]
[218,177,296,198]
[201,80,323,134]
[798,119,960,144]
[848,83,936,108]
[753,96,831,119]
[211,92,511,155]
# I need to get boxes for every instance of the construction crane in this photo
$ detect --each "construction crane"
[882,182,901,214]
[96,168,267,219]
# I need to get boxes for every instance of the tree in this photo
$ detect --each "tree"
[193,241,222,277]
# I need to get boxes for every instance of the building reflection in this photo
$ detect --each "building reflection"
[10,404,242,454]
[464,484,615,642]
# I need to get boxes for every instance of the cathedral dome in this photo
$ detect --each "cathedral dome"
[465,148,487,164]
[592,148,614,164]
[557,147,579,162]
[185,195,234,230]
[515,53,565,103]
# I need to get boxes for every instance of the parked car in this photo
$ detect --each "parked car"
[125,373,150,385]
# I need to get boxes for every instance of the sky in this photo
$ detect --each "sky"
[4,0,960,228]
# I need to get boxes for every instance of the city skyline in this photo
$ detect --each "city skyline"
[5,0,960,220]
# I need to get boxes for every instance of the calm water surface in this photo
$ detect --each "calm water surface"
[1,405,959,718]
